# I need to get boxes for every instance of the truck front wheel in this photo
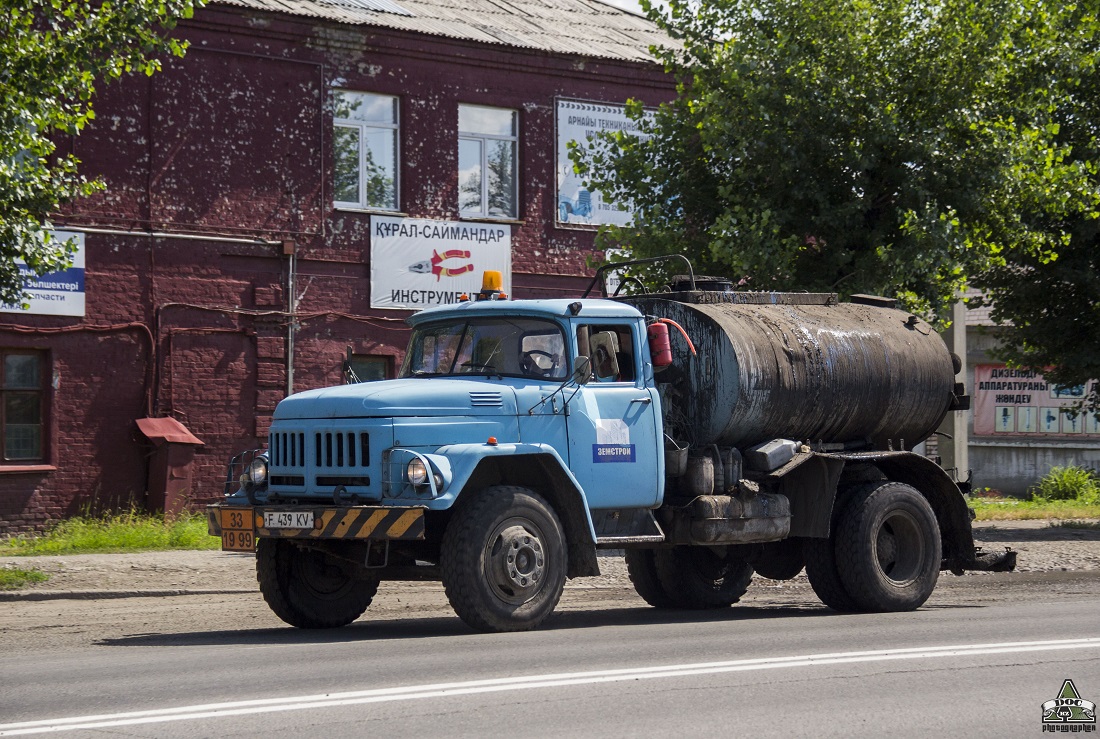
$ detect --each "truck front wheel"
[654,546,753,609]
[256,539,379,628]
[834,482,941,612]
[441,486,567,632]
[752,538,805,581]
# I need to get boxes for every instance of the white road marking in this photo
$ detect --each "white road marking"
[2,637,1098,735]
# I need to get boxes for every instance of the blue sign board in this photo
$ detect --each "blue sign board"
[0,229,86,317]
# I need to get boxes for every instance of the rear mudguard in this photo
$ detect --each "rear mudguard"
[821,451,1016,574]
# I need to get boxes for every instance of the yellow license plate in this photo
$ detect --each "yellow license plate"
[219,508,256,552]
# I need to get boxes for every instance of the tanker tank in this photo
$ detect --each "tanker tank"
[624,292,958,451]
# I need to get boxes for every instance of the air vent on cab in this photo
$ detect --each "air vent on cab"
[469,391,503,407]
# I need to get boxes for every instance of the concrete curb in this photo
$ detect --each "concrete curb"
[0,588,256,602]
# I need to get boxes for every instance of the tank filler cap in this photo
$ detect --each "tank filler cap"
[849,294,897,309]
[670,275,733,293]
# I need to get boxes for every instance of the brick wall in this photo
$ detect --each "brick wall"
[0,5,673,532]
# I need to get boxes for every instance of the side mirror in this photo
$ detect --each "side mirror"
[572,355,593,385]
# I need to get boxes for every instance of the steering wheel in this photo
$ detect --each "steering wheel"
[521,350,558,378]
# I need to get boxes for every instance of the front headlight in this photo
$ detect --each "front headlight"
[248,457,268,486]
[406,458,429,486]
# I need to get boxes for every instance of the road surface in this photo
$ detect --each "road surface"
[1,566,1098,737]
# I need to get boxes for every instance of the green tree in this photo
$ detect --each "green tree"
[0,0,201,307]
[574,0,1099,326]
[976,6,1100,407]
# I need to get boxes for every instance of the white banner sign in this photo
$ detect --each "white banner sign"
[370,216,512,310]
[0,229,86,317]
[556,99,652,227]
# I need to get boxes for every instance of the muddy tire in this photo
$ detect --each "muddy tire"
[256,538,379,628]
[654,546,753,609]
[803,488,862,612]
[834,482,941,612]
[441,486,567,632]
[625,549,676,608]
[752,539,805,581]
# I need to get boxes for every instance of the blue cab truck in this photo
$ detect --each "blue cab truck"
[208,257,1015,633]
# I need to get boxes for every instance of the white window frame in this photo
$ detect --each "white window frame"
[458,105,518,220]
[333,91,400,211]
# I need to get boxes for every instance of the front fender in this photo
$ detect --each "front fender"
[437,441,597,541]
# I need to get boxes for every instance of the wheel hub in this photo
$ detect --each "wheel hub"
[876,526,899,569]
[489,524,545,603]
[293,548,356,599]
[875,511,923,584]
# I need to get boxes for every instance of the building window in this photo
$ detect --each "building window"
[1,351,44,462]
[333,91,399,211]
[345,355,392,383]
[458,105,518,219]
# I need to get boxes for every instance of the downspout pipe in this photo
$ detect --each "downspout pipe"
[285,240,297,397]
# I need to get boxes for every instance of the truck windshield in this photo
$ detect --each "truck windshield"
[401,318,568,381]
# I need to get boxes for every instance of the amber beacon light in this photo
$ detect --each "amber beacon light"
[477,270,507,300]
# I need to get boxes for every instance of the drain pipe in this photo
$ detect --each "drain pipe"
[284,240,297,396]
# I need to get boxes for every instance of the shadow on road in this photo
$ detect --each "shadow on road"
[96,601,982,649]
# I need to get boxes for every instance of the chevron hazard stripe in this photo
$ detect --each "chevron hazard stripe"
[263,506,425,541]
[208,505,425,551]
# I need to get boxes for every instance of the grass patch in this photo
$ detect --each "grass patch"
[1030,465,1100,504]
[968,497,1100,521]
[969,465,1100,521]
[0,511,219,556]
[0,566,49,590]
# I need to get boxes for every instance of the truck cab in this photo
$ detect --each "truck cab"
[251,296,664,519]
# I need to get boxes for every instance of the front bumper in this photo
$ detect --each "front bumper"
[207,504,426,552]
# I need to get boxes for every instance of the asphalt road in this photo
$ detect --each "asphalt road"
[2,588,1098,737]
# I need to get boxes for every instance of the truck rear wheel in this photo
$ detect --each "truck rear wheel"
[654,546,753,609]
[256,539,379,628]
[834,482,941,612]
[804,486,863,612]
[803,536,858,612]
[751,539,805,581]
[441,486,567,632]
[625,549,676,608]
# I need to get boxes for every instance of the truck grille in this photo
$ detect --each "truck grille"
[268,429,374,494]
[270,431,306,467]
[269,431,370,469]
[314,431,370,468]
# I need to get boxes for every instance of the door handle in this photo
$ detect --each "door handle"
[630,397,652,404]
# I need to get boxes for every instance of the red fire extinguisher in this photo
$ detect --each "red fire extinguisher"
[647,322,673,367]
[647,318,695,368]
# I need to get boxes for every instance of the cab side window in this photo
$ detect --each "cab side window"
[576,324,635,383]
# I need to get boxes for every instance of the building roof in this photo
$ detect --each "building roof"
[213,0,670,63]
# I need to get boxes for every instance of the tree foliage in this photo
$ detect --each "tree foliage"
[574,0,1100,334]
[975,6,1100,403]
[0,0,201,307]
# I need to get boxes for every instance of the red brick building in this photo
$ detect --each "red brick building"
[0,0,674,532]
